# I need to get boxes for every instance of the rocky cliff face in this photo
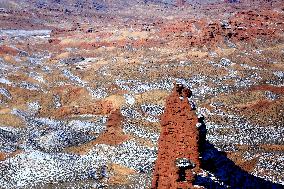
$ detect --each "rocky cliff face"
[151,84,200,189]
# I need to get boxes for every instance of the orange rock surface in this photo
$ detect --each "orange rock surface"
[151,84,200,189]
[97,109,130,146]
[53,100,113,118]
[0,45,18,56]
[0,150,22,161]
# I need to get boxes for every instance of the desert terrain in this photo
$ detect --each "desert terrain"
[0,0,283,188]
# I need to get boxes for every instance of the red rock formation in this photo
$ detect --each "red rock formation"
[0,150,22,161]
[157,9,284,48]
[53,100,114,118]
[151,84,200,189]
[106,109,124,127]
[0,45,18,56]
[97,109,130,146]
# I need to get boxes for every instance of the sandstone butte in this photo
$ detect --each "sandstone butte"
[151,83,201,189]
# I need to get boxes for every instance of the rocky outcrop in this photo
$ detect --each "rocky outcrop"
[96,109,130,146]
[53,100,113,118]
[0,150,22,161]
[158,9,283,48]
[151,84,200,189]
[0,45,18,56]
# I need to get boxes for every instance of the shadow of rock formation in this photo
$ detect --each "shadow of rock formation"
[195,117,283,189]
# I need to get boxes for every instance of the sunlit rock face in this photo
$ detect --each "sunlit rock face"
[152,84,200,189]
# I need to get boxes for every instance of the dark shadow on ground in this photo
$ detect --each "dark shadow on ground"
[194,116,284,189]
[195,174,228,189]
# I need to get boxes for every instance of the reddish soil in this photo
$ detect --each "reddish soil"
[249,85,284,95]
